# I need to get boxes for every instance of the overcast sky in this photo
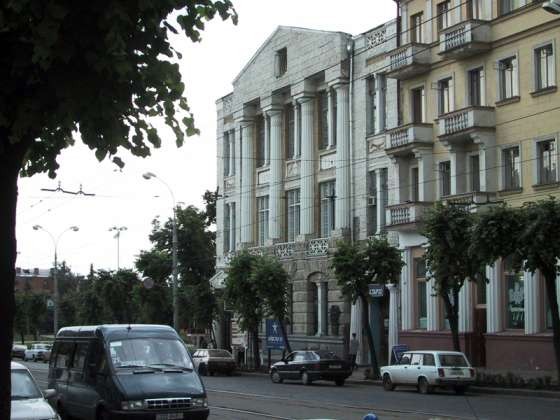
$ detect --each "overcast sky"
[16,0,396,275]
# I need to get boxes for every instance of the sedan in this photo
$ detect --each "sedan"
[11,344,27,360]
[192,349,236,376]
[11,361,59,420]
[270,350,351,386]
[381,350,475,394]
[23,343,52,362]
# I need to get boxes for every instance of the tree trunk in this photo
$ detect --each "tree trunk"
[360,294,380,379]
[279,319,292,353]
[442,289,461,352]
[252,326,261,370]
[0,145,23,420]
[543,270,560,381]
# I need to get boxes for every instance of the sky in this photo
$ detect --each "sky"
[15,0,397,275]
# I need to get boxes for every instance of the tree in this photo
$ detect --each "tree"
[422,203,485,352]
[0,1,236,413]
[135,250,173,325]
[202,189,217,226]
[13,293,28,344]
[251,256,292,353]
[331,237,403,379]
[97,270,140,324]
[225,252,265,369]
[13,292,48,342]
[472,198,560,380]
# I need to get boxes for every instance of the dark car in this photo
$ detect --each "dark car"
[270,350,351,386]
[192,349,236,376]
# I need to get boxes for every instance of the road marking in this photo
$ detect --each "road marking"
[209,405,293,419]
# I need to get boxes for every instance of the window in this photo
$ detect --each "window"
[535,44,555,91]
[320,181,335,237]
[411,87,425,123]
[499,0,521,16]
[55,342,74,369]
[504,257,524,329]
[423,353,435,366]
[256,115,266,167]
[411,353,423,365]
[230,203,236,251]
[469,67,483,106]
[367,77,377,135]
[411,167,419,202]
[287,189,300,242]
[224,204,230,253]
[332,89,337,147]
[498,56,518,100]
[286,105,295,159]
[437,1,451,33]
[257,196,269,246]
[367,171,377,236]
[223,131,230,177]
[470,154,480,192]
[467,0,483,19]
[438,78,452,115]
[503,146,521,190]
[410,12,423,43]
[476,276,487,306]
[439,161,451,197]
[537,139,557,184]
[415,257,427,330]
[274,47,287,77]
[319,91,329,150]
[379,168,388,230]
[72,343,89,370]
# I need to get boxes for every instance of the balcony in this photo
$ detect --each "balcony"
[385,123,433,157]
[385,43,431,80]
[274,242,297,259]
[385,202,433,232]
[437,106,495,144]
[442,191,497,212]
[439,20,491,59]
[306,237,330,257]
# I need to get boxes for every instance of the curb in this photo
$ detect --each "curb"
[238,370,560,399]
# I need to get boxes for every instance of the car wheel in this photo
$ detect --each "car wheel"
[96,407,110,420]
[383,373,395,391]
[418,377,432,394]
[454,385,467,395]
[32,355,36,362]
[198,364,207,376]
[271,370,283,384]
[334,378,345,386]
[301,371,312,385]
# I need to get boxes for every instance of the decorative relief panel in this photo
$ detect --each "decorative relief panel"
[366,28,386,49]
[257,169,270,185]
[368,137,385,154]
[319,152,336,171]
[286,160,301,178]
[224,176,235,192]
[222,94,233,115]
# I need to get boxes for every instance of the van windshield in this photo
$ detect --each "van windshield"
[109,338,193,370]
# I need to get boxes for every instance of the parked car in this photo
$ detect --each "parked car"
[12,344,27,360]
[24,343,52,362]
[270,350,351,386]
[381,350,475,394]
[11,361,59,420]
[48,324,209,420]
[193,349,236,376]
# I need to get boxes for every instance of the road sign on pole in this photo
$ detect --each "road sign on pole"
[266,319,285,350]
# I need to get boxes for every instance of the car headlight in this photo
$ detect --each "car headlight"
[121,400,145,410]
[191,398,208,408]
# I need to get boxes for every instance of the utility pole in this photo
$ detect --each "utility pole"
[109,226,127,270]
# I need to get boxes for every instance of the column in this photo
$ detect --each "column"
[426,276,440,331]
[264,115,270,166]
[401,3,409,45]
[240,120,255,245]
[400,248,414,330]
[293,100,300,158]
[334,82,350,230]
[450,148,466,195]
[474,135,497,193]
[350,299,366,365]
[458,281,474,332]
[374,75,385,134]
[486,262,502,333]
[235,125,242,247]
[327,89,335,149]
[299,96,315,236]
[524,270,541,334]
[375,168,386,233]
[268,108,283,240]
[228,131,235,177]
[387,283,400,363]
[229,202,236,251]
[320,282,328,335]
[416,149,435,201]
[425,0,433,44]
[452,0,461,25]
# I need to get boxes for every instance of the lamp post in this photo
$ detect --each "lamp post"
[143,172,179,331]
[32,224,79,335]
[109,226,127,270]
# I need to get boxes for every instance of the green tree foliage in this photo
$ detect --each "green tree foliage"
[202,189,217,226]
[96,270,139,324]
[331,237,403,378]
[0,1,236,413]
[422,203,485,352]
[13,292,48,342]
[472,198,560,379]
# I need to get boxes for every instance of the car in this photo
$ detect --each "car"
[381,350,475,394]
[11,361,59,420]
[192,349,236,376]
[12,344,27,360]
[270,350,351,386]
[48,324,209,420]
[24,343,52,362]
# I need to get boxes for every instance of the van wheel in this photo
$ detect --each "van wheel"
[198,364,207,376]
[383,373,395,391]
[418,377,432,394]
[454,385,467,395]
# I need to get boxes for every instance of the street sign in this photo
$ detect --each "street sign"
[390,344,409,364]
[368,284,385,298]
[266,319,285,350]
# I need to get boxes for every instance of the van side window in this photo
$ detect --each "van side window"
[423,354,435,366]
[55,342,74,368]
[411,354,423,365]
[72,342,89,370]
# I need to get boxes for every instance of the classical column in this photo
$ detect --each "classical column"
[327,89,335,150]
[375,168,386,233]
[401,3,409,45]
[458,281,474,332]
[264,115,270,166]
[426,276,440,331]
[240,120,255,245]
[293,100,300,158]
[415,149,435,202]
[268,108,283,241]
[299,96,315,236]
[375,75,385,134]
[524,270,541,334]
[319,282,328,335]
[387,283,400,363]
[424,0,433,44]
[228,130,235,177]
[400,248,414,330]
[449,148,466,196]
[474,135,497,193]
[334,82,350,230]
[486,262,502,333]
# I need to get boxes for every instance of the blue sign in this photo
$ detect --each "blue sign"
[390,344,409,365]
[266,319,285,350]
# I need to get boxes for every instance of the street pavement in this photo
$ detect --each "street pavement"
[21,360,560,420]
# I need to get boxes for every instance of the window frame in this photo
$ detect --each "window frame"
[468,153,480,193]
[366,76,377,135]
[533,41,556,92]
[503,256,525,330]
[437,1,451,34]
[286,189,301,242]
[437,76,453,116]
[438,160,452,197]
[501,145,522,191]
[274,47,287,78]
[410,85,426,124]
[496,54,519,102]
[414,256,428,330]
[257,195,270,246]
[320,180,336,237]
[410,11,423,44]
[467,66,485,107]
[318,90,329,150]
[535,137,558,185]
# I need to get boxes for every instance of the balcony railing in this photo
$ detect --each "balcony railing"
[274,242,297,259]
[386,43,431,79]
[439,20,491,58]
[307,237,330,257]
[442,191,497,211]
[437,106,495,141]
[386,202,433,230]
[385,123,433,156]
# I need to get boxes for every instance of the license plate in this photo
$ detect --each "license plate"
[156,414,183,420]
[450,368,464,376]
[329,364,342,369]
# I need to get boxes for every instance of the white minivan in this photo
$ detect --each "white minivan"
[381,350,475,394]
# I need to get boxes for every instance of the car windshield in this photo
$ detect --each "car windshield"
[438,354,468,367]
[11,370,42,400]
[312,351,340,360]
[109,338,194,370]
[208,350,232,358]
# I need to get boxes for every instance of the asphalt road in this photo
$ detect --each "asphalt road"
[20,360,560,420]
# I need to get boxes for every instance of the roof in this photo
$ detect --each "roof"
[57,324,176,339]
[405,350,467,355]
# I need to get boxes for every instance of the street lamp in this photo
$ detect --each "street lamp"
[32,224,79,335]
[109,226,127,270]
[143,172,179,332]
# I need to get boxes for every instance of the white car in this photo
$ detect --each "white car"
[23,343,51,362]
[381,350,475,394]
[11,361,59,420]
